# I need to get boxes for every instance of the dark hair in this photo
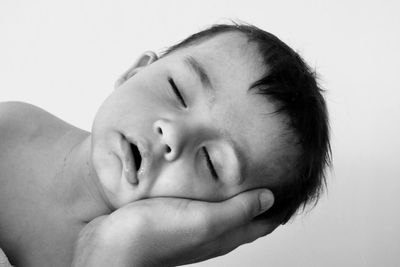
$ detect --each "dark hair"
[161,22,331,224]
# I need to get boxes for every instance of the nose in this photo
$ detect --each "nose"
[152,119,184,161]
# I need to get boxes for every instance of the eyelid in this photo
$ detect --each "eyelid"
[201,147,219,180]
[168,78,187,108]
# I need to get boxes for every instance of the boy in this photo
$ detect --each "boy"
[0,23,330,266]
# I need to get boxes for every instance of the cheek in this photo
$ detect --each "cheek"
[147,165,195,197]
[119,89,169,127]
[146,164,222,201]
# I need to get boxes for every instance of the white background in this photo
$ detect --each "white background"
[1,1,399,266]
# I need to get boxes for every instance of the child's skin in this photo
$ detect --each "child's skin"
[0,32,292,266]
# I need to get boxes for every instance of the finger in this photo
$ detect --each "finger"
[218,218,279,250]
[215,219,279,257]
[183,219,280,265]
[191,189,275,238]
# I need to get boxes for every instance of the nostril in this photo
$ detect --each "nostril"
[157,127,163,135]
[165,145,171,153]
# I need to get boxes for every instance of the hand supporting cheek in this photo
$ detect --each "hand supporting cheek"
[72,189,277,267]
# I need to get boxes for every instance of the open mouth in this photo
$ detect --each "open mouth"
[130,143,142,171]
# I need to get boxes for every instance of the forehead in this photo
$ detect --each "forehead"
[168,33,291,187]
[182,32,264,85]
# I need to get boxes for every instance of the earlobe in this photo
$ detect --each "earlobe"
[114,51,158,89]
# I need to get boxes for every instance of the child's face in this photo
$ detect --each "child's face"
[92,32,293,208]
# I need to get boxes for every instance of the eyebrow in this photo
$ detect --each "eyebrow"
[183,56,214,90]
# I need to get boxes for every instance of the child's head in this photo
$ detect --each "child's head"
[92,22,330,224]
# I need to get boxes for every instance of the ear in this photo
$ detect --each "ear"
[114,51,158,89]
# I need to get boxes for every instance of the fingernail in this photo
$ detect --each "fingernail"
[259,190,274,212]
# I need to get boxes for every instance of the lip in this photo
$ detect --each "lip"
[123,134,150,184]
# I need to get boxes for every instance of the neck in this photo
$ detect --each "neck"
[58,132,112,223]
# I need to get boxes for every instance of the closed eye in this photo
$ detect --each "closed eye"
[201,147,219,180]
[168,78,187,108]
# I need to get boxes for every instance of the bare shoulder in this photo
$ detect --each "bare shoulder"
[0,101,46,126]
[0,101,53,139]
[0,101,73,149]
[0,101,47,124]
[0,101,39,141]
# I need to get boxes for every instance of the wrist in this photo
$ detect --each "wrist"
[92,215,157,267]
[72,216,147,267]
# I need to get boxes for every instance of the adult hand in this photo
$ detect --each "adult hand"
[72,188,277,267]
